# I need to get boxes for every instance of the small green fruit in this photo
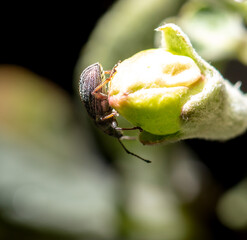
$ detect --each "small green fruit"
[108,24,247,144]
[108,48,203,136]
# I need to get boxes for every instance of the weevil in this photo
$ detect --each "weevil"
[79,62,151,163]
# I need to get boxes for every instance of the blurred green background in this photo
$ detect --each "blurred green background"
[0,0,247,239]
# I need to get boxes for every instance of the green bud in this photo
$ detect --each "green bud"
[109,49,203,136]
[108,24,247,144]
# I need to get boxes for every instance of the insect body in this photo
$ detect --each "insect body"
[79,62,151,163]
[79,62,122,138]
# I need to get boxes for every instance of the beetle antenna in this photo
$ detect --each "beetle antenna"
[117,139,151,163]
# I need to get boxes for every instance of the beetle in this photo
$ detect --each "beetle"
[79,62,151,163]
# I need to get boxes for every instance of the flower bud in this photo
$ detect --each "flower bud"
[108,24,247,144]
[108,48,203,136]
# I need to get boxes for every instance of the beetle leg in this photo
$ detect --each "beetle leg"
[117,139,151,163]
[92,92,108,100]
[100,109,119,121]
[104,70,112,75]
[115,126,143,132]
[93,61,121,94]
[120,136,137,140]
[92,77,111,94]
[100,112,118,121]
[104,61,121,76]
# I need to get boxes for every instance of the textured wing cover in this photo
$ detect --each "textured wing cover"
[79,63,105,120]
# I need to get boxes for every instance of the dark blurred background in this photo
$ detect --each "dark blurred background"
[0,1,116,94]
